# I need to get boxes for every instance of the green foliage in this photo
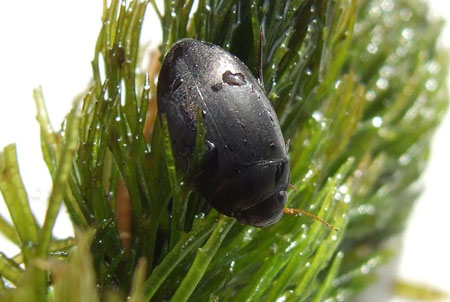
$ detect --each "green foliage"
[0,0,448,301]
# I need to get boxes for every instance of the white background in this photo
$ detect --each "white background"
[0,1,448,301]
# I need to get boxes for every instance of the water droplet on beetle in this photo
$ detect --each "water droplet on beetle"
[172,77,184,91]
[206,140,215,151]
[222,70,246,86]
[211,82,223,92]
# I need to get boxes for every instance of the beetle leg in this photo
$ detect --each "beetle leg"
[283,208,338,231]
[285,138,291,152]
[257,27,265,89]
[288,183,297,192]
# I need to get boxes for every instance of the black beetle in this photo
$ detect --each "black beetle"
[157,39,289,228]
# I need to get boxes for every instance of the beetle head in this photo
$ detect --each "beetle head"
[206,158,289,228]
[234,189,287,227]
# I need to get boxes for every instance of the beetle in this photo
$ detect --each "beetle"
[157,39,335,230]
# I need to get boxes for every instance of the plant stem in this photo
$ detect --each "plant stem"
[143,212,218,301]
[312,251,344,302]
[170,215,235,302]
[0,214,20,245]
[0,144,39,265]
[0,253,23,284]
[37,104,80,258]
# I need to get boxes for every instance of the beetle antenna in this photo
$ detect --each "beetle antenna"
[288,184,297,192]
[283,208,338,231]
[285,138,291,152]
[257,27,264,88]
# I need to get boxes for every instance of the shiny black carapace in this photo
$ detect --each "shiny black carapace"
[157,39,289,227]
